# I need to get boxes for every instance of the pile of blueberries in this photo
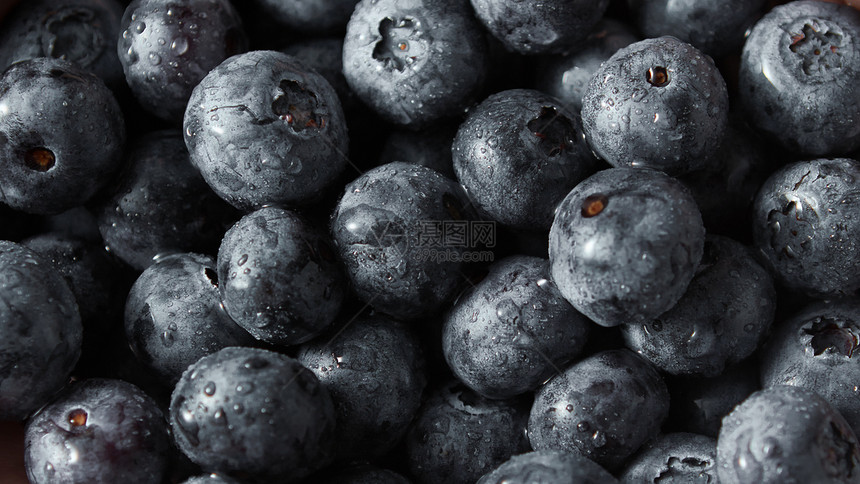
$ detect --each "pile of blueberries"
[4,0,860,482]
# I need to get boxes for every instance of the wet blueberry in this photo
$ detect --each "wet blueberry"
[619,432,718,483]
[476,450,618,484]
[549,167,705,327]
[184,50,349,211]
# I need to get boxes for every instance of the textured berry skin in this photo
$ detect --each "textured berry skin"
[581,36,728,175]
[739,0,860,156]
[0,0,125,88]
[476,450,619,484]
[752,158,860,297]
[442,256,591,399]
[535,19,638,112]
[760,299,860,435]
[452,89,596,231]
[248,0,359,34]
[342,0,488,128]
[470,0,609,55]
[527,349,670,470]
[218,207,345,346]
[118,0,248,122]
[717,385,860,484]
[24,378,170,484]
[124,253,255,383]
[297,316,426,461]
[405,381,531,484]
[184,50,349,211]
[331,162,474,321]
[626,0,767,57]
[0,240,82,420]
[549,168,705,327]
[622,235,776,377]
[619,432,717,483]
[169,347,336,482]
[0,58,125,214]
[97,130,237,271]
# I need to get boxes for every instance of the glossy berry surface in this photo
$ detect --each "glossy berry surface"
[169,346,336,482]
[184,50,349,211]
[619,432,718,483]
[24,378,170,484]
[118,0,248,121]
[217,207,345,346]
[549,167,705,327]
[0,240,82,420]
[443,255,591,399]
[581,36,728,175]
[452,88,596,231]
[0,57,125,214]
[476,450,619,484]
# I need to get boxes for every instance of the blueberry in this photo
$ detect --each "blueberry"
[476,450,618,484]
[342,0,489,128]
[0,240,82,420]
[184,50,349,211]
[124,253,256,383]
[452,88,597,231]
[217,207,345,347]
[470,0,609,55]
[626,0,767,57]
[405,381,531,484]
[739,0,860,156]
[717,385,860,483]
[549,167,705,327]
[0,57,126,214]
[297,315,426,461]
[118,0,248,122]
[621,235,776,376]
[581,36,729,175]
[282,37,355,112]
[619,432,718,483]
[169,346,336,481]
[760,299,860,435]
[24,378,170,484]
[534,19,638,112]
[331,162,475,321]
[0,0,125,88]
[247,0,359,34]
[442,255,591,399]
[752,157,860,297]
[527,349,670,470]
[97,130,238,271]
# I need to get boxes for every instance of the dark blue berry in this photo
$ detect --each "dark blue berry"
[477,450,618,484]
[619,432,718,483]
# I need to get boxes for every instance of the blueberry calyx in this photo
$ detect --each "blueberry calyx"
[581,194,609,218]
[647,66,670,87]
[67,408,88,428]
[527,106,577,157]
[271,80,325,131]
[372,17,424,71]
[789,21,843,76]
[24,147,56,172]
[804,317,860,357]
[42,7,104,68]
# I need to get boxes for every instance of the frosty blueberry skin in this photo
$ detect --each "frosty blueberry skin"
[752,158,860,297]
[739,0,860,156]
[527,349,670,470]
[760,299,860,435]
[184,50,349,211]
[442,256,591,399]
[98,130,237,271]
[342,0,489,128]
[0,0,125,88]
[717,385,860,483]
[24,378,170,484]
[124,253,256,383]
[626,0,767,57]
[297,316,426,461]
[476,450,618,484]
[331,162,474,321]
[169,347,336,482]
[405,381,531,484]
[470,0,609,55]
[0,240,82,421]
[619,432,718,483]
[581,36,729,175]
[622,235,776,377]
[118,0,248,122]
[217,207,345,347]
[452,89,597,231]
[549,167,705,327]
[0,58,125,214]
